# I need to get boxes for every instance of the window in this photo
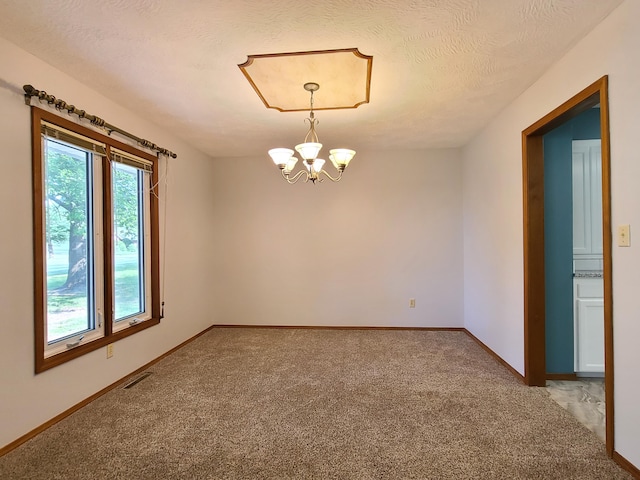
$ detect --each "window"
[110,150,153,330]
[32,108,160,372]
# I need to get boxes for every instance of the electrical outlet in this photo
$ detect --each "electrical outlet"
[409,298,416,308]
[106,344,114,359]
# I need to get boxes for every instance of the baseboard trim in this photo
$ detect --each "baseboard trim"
[546,373,578,381]
[0,325,216,457]
[212,324,466,331]
[613,451,640,479]
[462,329,525,384]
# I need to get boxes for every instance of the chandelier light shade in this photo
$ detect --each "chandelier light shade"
[268,83,356,184]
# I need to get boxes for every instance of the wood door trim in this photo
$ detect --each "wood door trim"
[521,76,613,456]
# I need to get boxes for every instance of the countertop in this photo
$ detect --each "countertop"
[573,271,603,278]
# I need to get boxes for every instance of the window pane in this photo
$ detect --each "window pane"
[113,163,145,320]
[44,139,94,343]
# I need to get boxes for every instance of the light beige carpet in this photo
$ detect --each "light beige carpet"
[0,328,632,479]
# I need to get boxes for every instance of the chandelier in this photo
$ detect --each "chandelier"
[268,82,356,184]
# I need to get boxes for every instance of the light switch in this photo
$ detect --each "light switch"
[618,224,631,247]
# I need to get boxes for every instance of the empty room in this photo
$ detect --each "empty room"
[0,1,638,478]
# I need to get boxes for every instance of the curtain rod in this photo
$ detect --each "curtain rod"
[23,84,177,158]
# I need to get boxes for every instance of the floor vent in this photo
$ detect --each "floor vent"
[123,372,152,389]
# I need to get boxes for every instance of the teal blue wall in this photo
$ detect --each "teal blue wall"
[543,108,600,374]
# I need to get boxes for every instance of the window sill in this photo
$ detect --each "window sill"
[36,317,160,373]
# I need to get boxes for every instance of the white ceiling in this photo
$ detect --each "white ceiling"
[0,0,623,159]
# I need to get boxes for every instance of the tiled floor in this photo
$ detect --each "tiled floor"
[546,379,605,441]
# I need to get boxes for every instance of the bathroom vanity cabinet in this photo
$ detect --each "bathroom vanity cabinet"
[573,276,604,374]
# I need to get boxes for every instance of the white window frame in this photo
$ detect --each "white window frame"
[41,135,106,358]
[111,153,153,333]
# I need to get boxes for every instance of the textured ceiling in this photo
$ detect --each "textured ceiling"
[0,0,624,158]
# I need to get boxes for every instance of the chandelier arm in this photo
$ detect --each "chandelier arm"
[318,169,343,182]
[282,169,309,184]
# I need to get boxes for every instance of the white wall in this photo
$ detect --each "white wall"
[0,37,215,449]
[209,149,463,328]
[462,0,639,466]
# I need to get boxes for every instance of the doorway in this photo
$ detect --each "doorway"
[521,76,613,455]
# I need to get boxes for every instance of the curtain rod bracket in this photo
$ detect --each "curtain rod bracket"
[23,85,34,106]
